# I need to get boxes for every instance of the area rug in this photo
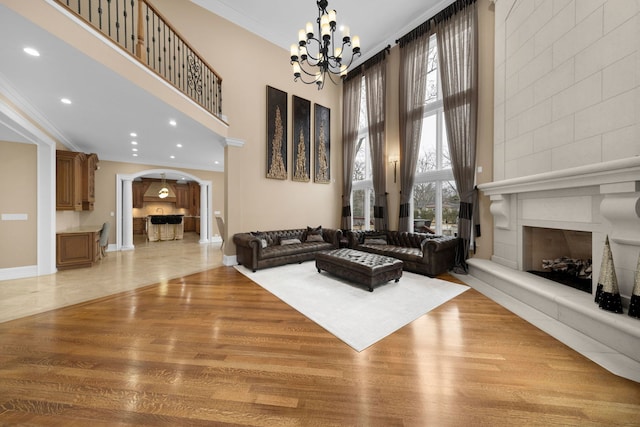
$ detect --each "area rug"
[234,262,469,351]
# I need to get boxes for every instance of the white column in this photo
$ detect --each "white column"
[121,177,135,250]
[199,182,209,243]
[39,142,57,275]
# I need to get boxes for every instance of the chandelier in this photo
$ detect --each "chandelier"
[290,0,361,89]
[158,173,169,199]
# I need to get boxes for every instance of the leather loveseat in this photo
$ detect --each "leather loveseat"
[233,227,342,272]
[347,230,459,277]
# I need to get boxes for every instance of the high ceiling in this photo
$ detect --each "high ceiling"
[0,0,453,178]
[192,0,455,63]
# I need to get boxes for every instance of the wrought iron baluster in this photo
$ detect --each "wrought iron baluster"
[115,0,120,44]
[98,0,103,30]
[107,0,112,37]
[145,3,150,66]
[122,0,128,50]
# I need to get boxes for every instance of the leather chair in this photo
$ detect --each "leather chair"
[99,222,110,258]
[215,216,225,250]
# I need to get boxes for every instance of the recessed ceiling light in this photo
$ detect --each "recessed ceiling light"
[23,47,40,57]
[169,119,177,126]
[170,155,175,159]
[130,132,137,137]
[60,98,72,104]
[132,148,138,152]
[131,141,138,145]
[133,153,138,157]
[176,143,182,148]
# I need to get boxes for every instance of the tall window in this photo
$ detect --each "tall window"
[352,79,374,230]
[412,38,459,236]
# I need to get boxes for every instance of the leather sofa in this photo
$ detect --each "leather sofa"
[233,228,342,272]
[346,230,459,277]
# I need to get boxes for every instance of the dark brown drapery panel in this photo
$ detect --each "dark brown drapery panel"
[363,58,388,231]
[398,30,432,232]
[437,0,479,272]
[341,75,362,230]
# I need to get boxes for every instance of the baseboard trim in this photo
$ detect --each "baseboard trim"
[0,265,39,281]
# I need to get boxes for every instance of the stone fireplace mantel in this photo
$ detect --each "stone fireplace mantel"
[478,157,640,246]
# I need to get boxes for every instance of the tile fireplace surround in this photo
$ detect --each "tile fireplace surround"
[470,157,640,382]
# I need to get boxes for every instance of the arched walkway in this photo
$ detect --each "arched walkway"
[116,169,213,250]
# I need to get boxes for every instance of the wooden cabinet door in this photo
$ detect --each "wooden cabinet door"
[56,150,84,211]
[82,153,99,210]
[132,181,145,208]
[175,184,190,209]
[189,181,200,216]
[56,231,98,269]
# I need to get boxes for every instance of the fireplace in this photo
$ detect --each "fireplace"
[523,227,592,293]
[472,157,640,371]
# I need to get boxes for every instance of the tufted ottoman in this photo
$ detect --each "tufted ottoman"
[315,248,403,292]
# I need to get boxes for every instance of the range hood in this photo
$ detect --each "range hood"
[143,181,176,202]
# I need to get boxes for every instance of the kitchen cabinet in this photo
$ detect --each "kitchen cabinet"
[82,153,99,210]
[132,180,148,208]
[183,216,195,232]
[56,150,85,211]
[56,226,101,270]
[56,150,98,211]
[133,217,146,235]
[189,181,200,216]
[175,184,190,209]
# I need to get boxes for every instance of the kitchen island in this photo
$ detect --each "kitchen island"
[146,215,184,241]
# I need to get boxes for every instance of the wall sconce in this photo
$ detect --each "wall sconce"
[389,155,399,183]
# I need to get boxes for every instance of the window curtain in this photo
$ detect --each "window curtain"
[341,74,362,230]
[398,29,432,232]
[436,0,478,273]
[363,58,388,231]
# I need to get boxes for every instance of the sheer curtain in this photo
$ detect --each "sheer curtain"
[398,28,432,232]
[341,74,362,230]
[436,0,478,272]
[363,59,388,231]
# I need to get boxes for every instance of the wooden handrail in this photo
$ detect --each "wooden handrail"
[54,0,223,121]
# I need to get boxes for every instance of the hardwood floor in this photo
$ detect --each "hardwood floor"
[1,266,639,426]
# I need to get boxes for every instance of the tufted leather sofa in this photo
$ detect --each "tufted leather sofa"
[233,228,342,272]
[346,230,459,277]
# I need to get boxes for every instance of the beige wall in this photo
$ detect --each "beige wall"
[0,141,37,268]
[151,0,344,256]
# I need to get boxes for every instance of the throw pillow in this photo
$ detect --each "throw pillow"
[304,225,323,242]
[305,234,325,243]
[363,233,387,245]
[364,237,387,245]
[251,231,269,248]
[280,238,302,245]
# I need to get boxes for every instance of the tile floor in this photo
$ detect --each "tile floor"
[0,232,222,323]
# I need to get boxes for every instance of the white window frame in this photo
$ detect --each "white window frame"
[410,38,456,236]
[351,79,375,231]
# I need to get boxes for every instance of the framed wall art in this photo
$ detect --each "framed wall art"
[266,85,287,180]
[314,103,330,183]
[292,95,311,182]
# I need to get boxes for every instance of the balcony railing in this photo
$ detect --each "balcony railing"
[55,0,223,121]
